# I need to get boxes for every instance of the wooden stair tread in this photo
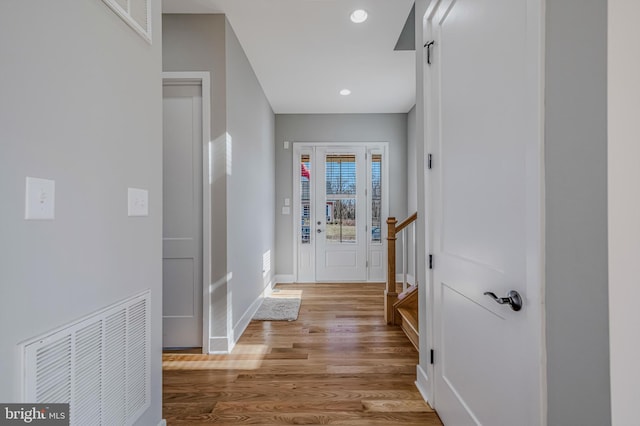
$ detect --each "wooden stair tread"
[397,307,419,333]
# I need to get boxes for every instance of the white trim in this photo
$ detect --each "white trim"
[274,274,295,284]
[157,420,167,426]
[102,0,152,44]
[396,273,416,287]
[231,278,275,347]
[161,72,212,355]
[207,337,229,354]
[416,364,431,404]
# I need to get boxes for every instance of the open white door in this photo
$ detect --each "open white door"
[427,0,544,424]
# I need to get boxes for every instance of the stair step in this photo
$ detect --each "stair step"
[397,307,419,351]
[397,307,419,333]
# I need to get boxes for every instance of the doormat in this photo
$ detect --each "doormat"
[253,295,301,321]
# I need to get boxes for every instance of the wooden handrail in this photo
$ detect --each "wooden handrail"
[384,212,417,324]
[395,212,418,233]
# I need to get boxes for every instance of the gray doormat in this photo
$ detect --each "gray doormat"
[253,296,301,321]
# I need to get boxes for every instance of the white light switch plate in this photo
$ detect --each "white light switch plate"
[281,206,291,215]
[128,187,149,217]
[284,198,290,206]
[283,141,290,149]
[25,177,55,220]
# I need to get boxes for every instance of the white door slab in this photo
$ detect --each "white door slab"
[162,83,204,348]
[315,146,367,281]
[428,0,544,424]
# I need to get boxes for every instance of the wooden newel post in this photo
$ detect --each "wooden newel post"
[385,217,398,324]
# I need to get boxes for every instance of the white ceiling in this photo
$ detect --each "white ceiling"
[162,0,416,114]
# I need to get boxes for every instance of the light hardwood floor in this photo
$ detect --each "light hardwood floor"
[163,282,442,425]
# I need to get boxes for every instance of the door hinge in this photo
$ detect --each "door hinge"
[427,154,432,170]
[366,260,369,267]
[429,254,434,270]
[425,40,435,65]
[430,349,435,364]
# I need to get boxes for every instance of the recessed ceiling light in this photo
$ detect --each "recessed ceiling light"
[350,9,368,24]
[339,89,351,96]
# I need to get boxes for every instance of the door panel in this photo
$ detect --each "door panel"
[429,0,543,424]
[315,147,367,281]
[162,83,203,348]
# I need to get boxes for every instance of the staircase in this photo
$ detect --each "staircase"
[394,285,419,350]
[385,213,419,351]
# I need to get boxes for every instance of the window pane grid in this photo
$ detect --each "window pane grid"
[371,154,382,242]
[301,154,311,244]
[325,155,356,243]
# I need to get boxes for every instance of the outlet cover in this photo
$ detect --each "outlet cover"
[128,187,149,217]
[25,177,55,220]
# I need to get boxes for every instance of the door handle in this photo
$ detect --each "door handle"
[317,229,322,233]
[483,290,523,312]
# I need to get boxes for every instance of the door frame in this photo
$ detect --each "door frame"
[162,72,211,353]
[421,0,546,421]
[292,142,389,283]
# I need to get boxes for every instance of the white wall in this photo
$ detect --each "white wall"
[274,114,409,277]
[608,1,640,424]
[545,1,610,425]
[163,14,276,350]
[0,1,163,424]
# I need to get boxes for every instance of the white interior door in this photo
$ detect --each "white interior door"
[428,0,543,424]
[315,146,367,281]
[162,82,204,348]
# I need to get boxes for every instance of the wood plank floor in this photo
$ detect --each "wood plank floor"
[163,282,442,425]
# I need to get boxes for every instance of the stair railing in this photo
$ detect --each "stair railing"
[385,212,418,324]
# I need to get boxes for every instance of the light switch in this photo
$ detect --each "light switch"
[283,141,290,150]
[128,187,149,217]
[25,177,55,220]
[284,198,290,206]
[281,206,291,215]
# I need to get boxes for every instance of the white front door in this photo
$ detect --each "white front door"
[296,145,381,282]
[162,82,204,348]
[427,0,543,424]
[315,146,367,281]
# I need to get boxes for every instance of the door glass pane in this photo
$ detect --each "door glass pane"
[301,154,311,244]
[371,154,382,243]
[325,154,356,243]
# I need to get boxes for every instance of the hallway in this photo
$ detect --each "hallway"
[163,283,441,425]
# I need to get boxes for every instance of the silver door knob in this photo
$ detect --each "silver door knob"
[317,229,322,233]
[483,290,523,312]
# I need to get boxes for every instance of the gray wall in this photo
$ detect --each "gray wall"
[225,21,276,330]
[274,114,408,277]
[0,1,163,424]
[545,0,610,425]
[163,14,230,342]
[407,105,418,214]
[163,15,276,346]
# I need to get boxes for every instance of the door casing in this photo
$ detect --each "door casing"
[162,72,211,353]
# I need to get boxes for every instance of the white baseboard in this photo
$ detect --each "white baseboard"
[208,336,230,354]
[416,364,431,404]
[157,419,167,426]
[274,274,294,284]
[396,273,416,287]
[231,276,277,348]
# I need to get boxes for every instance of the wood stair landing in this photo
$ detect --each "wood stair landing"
[393,286,419,351]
